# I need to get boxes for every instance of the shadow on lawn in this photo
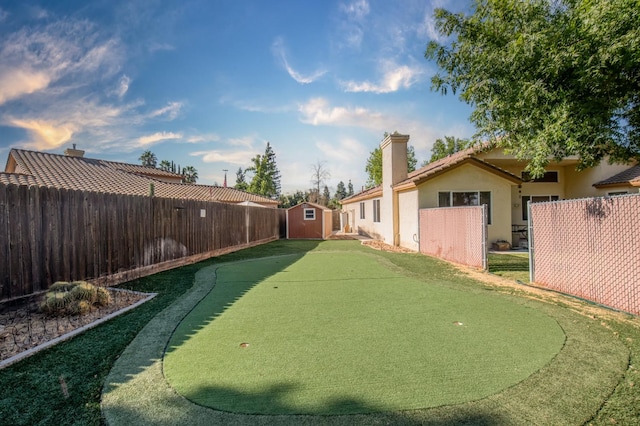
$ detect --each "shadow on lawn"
[106,380,504,425]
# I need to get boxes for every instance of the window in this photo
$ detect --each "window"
[373,199,381,222]
[304,208,315,220]
[521,171,558,183]
[438,191,492,224]
[521,195,559,220]
[359,202,365,219]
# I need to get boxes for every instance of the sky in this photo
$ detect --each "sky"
[0,0,475,195]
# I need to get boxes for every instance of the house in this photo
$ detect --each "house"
[286,202,333,239]
[1,147,279,208]
[341,133,638,251]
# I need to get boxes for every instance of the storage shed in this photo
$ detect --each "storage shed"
[286,202,333,239]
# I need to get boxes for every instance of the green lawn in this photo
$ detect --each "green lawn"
[1,240,639,425]
[164,251,564,415]
[488,252,530,283]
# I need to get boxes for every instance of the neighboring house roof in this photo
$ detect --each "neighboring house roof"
[341,143,520,203]
[593,165,640,188]
[340,185,382,204]
[2,148,279,206]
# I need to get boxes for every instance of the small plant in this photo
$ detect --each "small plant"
[40,281,111,316]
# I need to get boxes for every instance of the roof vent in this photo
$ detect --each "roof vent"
[64,144,85,158]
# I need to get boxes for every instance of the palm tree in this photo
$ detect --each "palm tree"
[182,166,198,184]
[158,160,172,171]
[139,150,157,168]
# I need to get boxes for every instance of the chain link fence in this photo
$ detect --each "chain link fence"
[419,205,488,270]
[530,194,640,315]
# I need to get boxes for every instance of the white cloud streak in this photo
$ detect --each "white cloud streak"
[148,101,184,120]
[341,62,424,94]
[136,131,182,147]
[271,37,326,84]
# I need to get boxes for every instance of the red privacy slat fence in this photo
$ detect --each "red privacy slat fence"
[530,194,640,315]
[419,205,488,270]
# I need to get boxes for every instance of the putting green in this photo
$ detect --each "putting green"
[164,252,565,415]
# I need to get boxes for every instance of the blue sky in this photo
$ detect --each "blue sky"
[0,0,474,194]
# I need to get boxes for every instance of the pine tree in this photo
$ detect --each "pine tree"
[335,181,347,200]
[247,142,281,199]
[347,180,354,196]
[234,167,248,191]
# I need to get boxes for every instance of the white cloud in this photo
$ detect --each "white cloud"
[228,135,256,149]
[185,133,220,144]
[190,149,260,165]
[0,8,9,23]
[340,0,370,21]
[316,137,368,163]
[148,101,183,120]
[113,74,130,98]
[341,63,424,94]
[271,37,327,84]
[298,97,387,130]
[136,131,182,146]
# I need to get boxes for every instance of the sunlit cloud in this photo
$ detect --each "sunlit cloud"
[148,101,183,120]
[271,37,327,84]
[7,118,75,150]
[0,68,51,104]
[136,131,182,146]
[341,62,423,94]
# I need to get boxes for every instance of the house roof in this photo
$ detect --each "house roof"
[2,148,279,206]
[341,143,520,203]
[593,165,640,188]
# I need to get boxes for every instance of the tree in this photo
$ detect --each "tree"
[279,190,308,209]
[310,161,331,196]
[334,181,347,201]
[139,150,157,168]
[428,136,470,163]
[234,167,248,191]
[321,185,331,206]
[247,142,281,198]
[347,180,354,196]
[425,0,640,177]
[158,160,172,171]
[365,145,418,188]
[181,166,198,184]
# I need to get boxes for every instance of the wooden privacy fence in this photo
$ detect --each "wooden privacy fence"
[0,184,281,301]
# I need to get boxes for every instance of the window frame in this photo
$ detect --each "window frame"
[303,208,316,221]
[359,202,365,219]
[373,199,381,223]
[438,190,492,224]
[521,195,559,220]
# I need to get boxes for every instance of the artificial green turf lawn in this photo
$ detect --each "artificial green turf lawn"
[164,251,566,415]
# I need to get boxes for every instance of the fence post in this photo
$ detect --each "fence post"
[482,204,488,270]
[528,200,534,283]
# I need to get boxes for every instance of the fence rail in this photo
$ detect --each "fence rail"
[419,205,488,270]
[530,194,640,315]
[0,183,281,301]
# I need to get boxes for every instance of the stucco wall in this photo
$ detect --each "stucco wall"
[342,197,385,240]
[416,163,514,244]
[397,190,419,251]
[564,162,635,198]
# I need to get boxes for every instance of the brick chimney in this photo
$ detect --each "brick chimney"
[64,144,85,158]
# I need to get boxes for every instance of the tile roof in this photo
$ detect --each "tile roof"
[593,165,640,187]
[2,149,278,206]
[341,143,519,203]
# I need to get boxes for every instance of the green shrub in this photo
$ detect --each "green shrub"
[40,281,111,316]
